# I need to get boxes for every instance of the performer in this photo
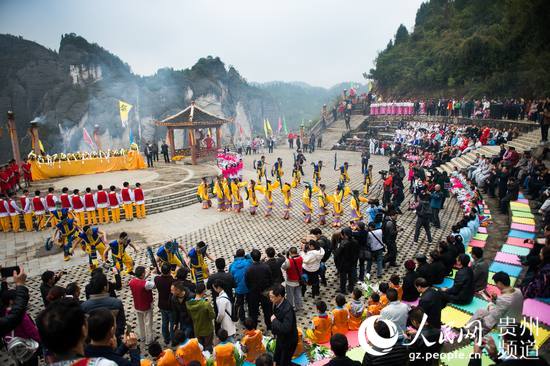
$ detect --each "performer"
[120,182,134,221]
[7,193,22,232]
[255,179,279,217]
[350,189,368,222]
[19,189,33,232]
[9,160,21,191]
[184,241,213,284]
[230,178,247,213]
[245,180,260,215]
[281,182,292,220]
[271,157,284,182]
[75,225,108,271]
[221,177,232,212]
[291,162,302,188]
[21,158,32,188]
[339,162,350,184]
[363,164,373,195]
[50,209,80,261]
[94,185,110,224]
[59,187,72,211]
[71,189,86,226]
[31,190,47,230]
[311,161,323,188]
[196,177,212,209]
[156,240,186,270]
[134,182,146,219]
[0,195,11,232]
[317,184,329,226]
[45,187,59,228]
[254,156,267,183]
[329,184,350,228]
[83,187,97,225]
[212,176,225,212]
[104,232,137,275]
[302,183,313,223]
[108,185,121,223]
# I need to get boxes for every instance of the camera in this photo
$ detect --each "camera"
[379,170,388,176]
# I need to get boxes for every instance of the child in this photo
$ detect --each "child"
[378,282,389,308]
[141,341,178,366]
[83,187,97,225]
[134,182,146,219]
[347,288,366,331]
[213,329,238,366]
[175,330,206,366]
[331,294,349,335]
[305,300,331,344]
[367,293,382,316]
[293,327,304,357]
[240,318,265,363]
[389,274,403,301]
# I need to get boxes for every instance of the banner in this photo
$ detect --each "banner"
[283,117,288,134]
[82,128,96,150]
[265,119,273,136]
[277,117,282,134]
[119,100,133,127]
[263,119,268,138]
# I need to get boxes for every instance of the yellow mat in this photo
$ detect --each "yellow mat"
[511,217,536,225]
[441,306,471,328]
[522,321,550,349]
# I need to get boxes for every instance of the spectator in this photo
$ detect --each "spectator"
[382,211,399,268]
[415,277,444,329]
[212,280,236,342]
[81,272,126,342]
[46,285,66,304]
[281,246,304,311]
[469,272,524,334]
[379,288,409,338]
[334,228,359,293]
[406,308,441,366]
[170,281,193,342]
[37,299,117,365]
[471,247,489,293]
[256,353,274,366]
[128,266,155,345]
[361,320,408,365]
[300,238,325,298]
[430,184,443,229]
[402,260,419,302]
[245,249,273,330]
[186,282,215,352]
[442,254,474,305]
[523,246,550,298]
[161,141,170,163]
[229,249,253,322]
[142,341,178,366]
[65,282,81,303]
[351,221,369,282]
[207,258,236,312]
[175,267,196,295]
[327,333,361,366]
[85,308,140,366]
[40,270,63,307]
[366,222,385,280]
[269,285,298,366]
[264,247,284,286]
[154,263,175,345]
[84,268,122,299]
[310,228,332,286]
[413,194,433,243]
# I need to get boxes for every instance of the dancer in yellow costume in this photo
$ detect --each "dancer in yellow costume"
[104,232,137,274]
[75,225,108,271]
[350,189,368,222]
[222,178,232,212]
[271,157,284,181]
[311,161,323,188]
[255,179,279,217]
[245,180,260,215]
[363,164,373,195]
[196,177,212,209]
[328,184,350,228]
[339,162,350,185]
[317,184,329,226]
[213,176,225,212]
[184,241,213,284]
[281,182,292,220]
[230,178,248,213]
[156,240,186,269]
[254,156,267,183]
[302,183,313,223]
[291,162,302,188]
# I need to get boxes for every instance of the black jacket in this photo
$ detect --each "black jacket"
[85,344,140,366]
[429,260,448,285]
[318,235,332,262]
[85,272,122,299]
[171,294,193,328]
[245,262,272,294]
[334,238,359,272]
[402,271,419,302]
[446,267,474,305]
[264,258,285,286]
[328,356,361,366]
[418,287,445,329]
[207,270,236,303]
[0,285,29,337]
[271,299,298,348]
[362,344,408,366]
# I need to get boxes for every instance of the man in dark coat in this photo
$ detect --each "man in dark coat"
[415,277,445,329]
[206,258,236,314]
[245,249,273,330]
[334,227,359,294]
[443,254,474,305]
[161,141,170,163]
[269,285,298,366]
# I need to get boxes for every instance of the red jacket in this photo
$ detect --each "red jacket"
[60,194,71,209]
[32,197,45,212]
[96,191,108,205]
[121,188,132,202]
[45,194,56,209]
[84,193,95,209]
[71,195,84,210]
[285,256,303,282]
[0,199,7,214]
[108,192,119,207]
[134,188,144,202]
[129,278,154,311]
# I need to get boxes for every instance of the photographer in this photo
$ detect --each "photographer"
[366,222,385,279]
[281,247,304,311]
[0,266,29,337]
[40,270,64,307]
[334,227,359,294]
[300,237,324,298]
[310,228,331,286]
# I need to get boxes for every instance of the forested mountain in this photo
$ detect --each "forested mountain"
[370,0,550,98]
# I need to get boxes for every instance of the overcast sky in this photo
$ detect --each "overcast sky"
[0,0,423,88]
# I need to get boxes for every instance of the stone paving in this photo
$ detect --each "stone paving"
[0,145,465,365]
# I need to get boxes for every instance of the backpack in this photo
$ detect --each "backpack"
[221,294,239,322]
[418,201,432,218]
[3,331,39,363]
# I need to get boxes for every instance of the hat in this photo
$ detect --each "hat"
[404,260,416,271]
[415,254,427,262]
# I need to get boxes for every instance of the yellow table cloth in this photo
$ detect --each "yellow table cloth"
[30,151,146,180]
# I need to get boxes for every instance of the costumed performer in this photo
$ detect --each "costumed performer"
[196,177,212,209]
[104,231,137,274]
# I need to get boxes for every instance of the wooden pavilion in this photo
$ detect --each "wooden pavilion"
[155,101,229,164]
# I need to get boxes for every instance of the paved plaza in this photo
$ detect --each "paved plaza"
[0,144,466,364]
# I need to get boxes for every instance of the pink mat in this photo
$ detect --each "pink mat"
[495,252,521,266]
[477,227,488,234]
[308,331,360,366]
[506,237,534,248]
[523,298,550,326]
[516,198,529,204]
[470,239,486,248]
[511,223,536,233]
[486,285,501,296]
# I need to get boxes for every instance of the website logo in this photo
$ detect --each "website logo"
[358,315,399,356]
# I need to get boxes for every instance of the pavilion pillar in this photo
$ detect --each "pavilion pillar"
[189,128,197,165]
[7,111,21,165]
[215,127,221,149]
[29,121,41,156]
[167,127,175,162]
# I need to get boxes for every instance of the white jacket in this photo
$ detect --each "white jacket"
[215,291,236,336]
[300,248,325,272]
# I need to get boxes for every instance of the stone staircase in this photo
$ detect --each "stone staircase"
[437,129,541,174]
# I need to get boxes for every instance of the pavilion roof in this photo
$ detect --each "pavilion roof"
[155,102,229,128]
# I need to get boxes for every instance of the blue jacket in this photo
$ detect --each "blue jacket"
[229,256,253,295]
[430,191,443,209]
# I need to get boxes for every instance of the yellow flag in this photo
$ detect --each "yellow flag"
[119,100,133,127]
[266,119,273,136]
[263,119,269,137]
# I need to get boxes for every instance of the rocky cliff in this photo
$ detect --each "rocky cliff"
[0,33,281,158]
